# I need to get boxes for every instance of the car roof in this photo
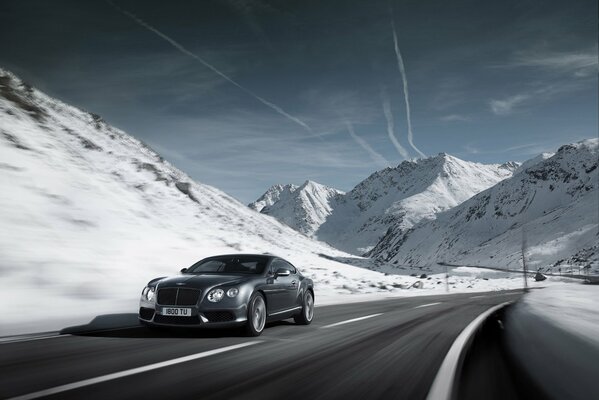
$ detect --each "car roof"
[203,253,282,261]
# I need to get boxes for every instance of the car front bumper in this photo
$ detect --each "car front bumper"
[138,302,248,328]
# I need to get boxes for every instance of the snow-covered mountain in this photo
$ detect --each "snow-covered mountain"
[313,154,518,254]
[0,68,427,332]
[370,139,599,270]
[248,183,298,212]
[514,152,554,175]
[251,180,343,236]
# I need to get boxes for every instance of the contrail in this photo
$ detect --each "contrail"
[381,88,410,160]
[390,19,426,158]
[345,122,390,168]
[106,1,312,134]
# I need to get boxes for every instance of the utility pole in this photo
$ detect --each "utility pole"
[522,227,529,292]
[445,263,449,293]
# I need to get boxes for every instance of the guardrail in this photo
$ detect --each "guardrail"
[438,262,599,284]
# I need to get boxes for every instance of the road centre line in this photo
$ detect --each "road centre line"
[414,302,442,309]
[321,313,383,329]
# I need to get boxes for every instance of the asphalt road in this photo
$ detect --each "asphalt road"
[0,290,523,400]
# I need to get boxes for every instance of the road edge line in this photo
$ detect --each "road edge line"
[426,301,512,400]
[7,341,262,400]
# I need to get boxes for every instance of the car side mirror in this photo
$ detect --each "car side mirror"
[180,268,188,273]
[275,268,291,277]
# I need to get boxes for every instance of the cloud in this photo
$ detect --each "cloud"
[106,0,313,134]
[488,46,597,116]
[380,87,410,160]
[390,19,426,158]
[489,75,592,116]
[461,138,586,158]
[345,122,390,168]
[498,47,599,77]
[440,114,471,122]
[489,94,530,115]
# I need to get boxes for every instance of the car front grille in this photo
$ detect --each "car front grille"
[153,315,201,325]
[139,307,155,320]
[157,288,201,306]
[204,311,236,323]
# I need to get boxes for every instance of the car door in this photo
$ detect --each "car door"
[278,260,301,310]
[264,259,287,313]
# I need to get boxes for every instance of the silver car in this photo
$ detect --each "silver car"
[139,254,315,336]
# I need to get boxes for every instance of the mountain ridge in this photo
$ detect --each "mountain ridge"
[252,152,519,254]
[369,139,599,270]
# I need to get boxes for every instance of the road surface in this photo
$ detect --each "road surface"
[0,290,523,400]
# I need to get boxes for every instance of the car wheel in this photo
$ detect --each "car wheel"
[246,292,267,336]
[294,290,314,325]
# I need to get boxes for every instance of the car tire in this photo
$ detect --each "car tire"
[245,292,267,336]
[294,290,314,325]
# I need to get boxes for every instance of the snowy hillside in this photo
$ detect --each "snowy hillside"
[0,68,430,333]
[315,154,518,254]
[371,139,599,270]
[252,180,343,236]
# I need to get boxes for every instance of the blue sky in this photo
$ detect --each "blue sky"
[1,0,597,203]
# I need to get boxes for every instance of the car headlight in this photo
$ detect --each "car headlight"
[227,288,239,298]
[207,288,224,302]
[142,286,155,301]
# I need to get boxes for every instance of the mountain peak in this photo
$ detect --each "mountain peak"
[251,180,343,235]
[248,183,298,211]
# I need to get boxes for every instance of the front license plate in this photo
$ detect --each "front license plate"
[162,307,192,317]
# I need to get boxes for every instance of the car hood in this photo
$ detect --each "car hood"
[155,274,251,289]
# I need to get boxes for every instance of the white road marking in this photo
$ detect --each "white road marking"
[426,302,512,400]
[469,295,488,299]
[321,313,383,329]
[0,334,69,344]
[7,341,262,400]
[414,302,441,309]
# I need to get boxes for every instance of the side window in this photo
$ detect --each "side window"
[268,260,282,275]
[282,261,297,274]
[269,259,297,274]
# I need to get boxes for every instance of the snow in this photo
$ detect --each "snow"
[248,183,298,212]
[252,153,517,255]
[255,180,343,236]
[518,284,599,347]
[318,154,518,254]
[514,152,554,175]
[0,68,527,336]
[0,67,593,336]
[372,139,599,270]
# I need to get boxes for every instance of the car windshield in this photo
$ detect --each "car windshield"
[186,255,269,275]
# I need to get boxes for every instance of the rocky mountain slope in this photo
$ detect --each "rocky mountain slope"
[317,155,518,254]
[253,154,518,254]
[370,139,599,270]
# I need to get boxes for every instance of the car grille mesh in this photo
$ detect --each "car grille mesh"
[139,307,155,320]
[154,315,201,325]
[157,288,201,305]
[204,311,236,322]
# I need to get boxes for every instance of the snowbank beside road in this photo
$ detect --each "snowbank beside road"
[517,284,599,346]
[505,283,599,399]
